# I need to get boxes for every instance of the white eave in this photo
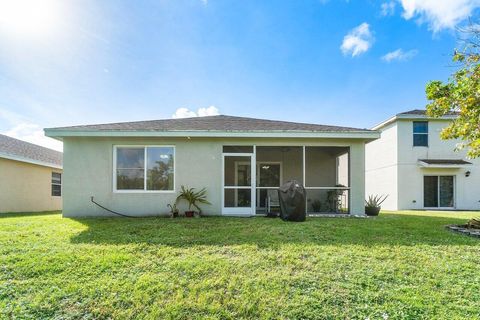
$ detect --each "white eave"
[0,152,63,169]
[44,129,380,140]
[372,114,458,131]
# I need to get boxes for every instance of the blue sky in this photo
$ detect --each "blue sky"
[0,0,479,150]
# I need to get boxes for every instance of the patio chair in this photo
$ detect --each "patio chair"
[266,189,281,213]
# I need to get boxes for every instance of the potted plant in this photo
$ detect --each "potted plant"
[167,203,179,218]
[365,194,388,216]
[176,186,211,217]
[311,199,322,213]
[326,184,347,213]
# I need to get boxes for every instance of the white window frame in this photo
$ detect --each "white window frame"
[51,172,62,197]
[113,145,176,193]
[423,175,456,209]
[413,121,429,147]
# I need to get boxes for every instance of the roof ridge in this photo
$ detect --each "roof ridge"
[46,114,371,132]
[397,109,460,116]
[397,109,425,115]
[48,114,229,130]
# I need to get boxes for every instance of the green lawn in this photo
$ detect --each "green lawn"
[1,211,479,319]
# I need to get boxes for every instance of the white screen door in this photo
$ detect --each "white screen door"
[222,153,255,215]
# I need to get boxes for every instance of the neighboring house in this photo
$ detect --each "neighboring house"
[366,109,480,211]
[45,115,379,217]
[0,134,63,213]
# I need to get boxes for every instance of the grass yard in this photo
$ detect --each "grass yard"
[1,211,480,319]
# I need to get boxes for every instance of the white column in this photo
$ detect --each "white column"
[251,145,256,216]
[302,145,306,185]
[303,145,306,213]
[349,142,366,215]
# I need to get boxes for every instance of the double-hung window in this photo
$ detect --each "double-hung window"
[115,146,175,191]
[51,172,62,196]
[413,121,428,147]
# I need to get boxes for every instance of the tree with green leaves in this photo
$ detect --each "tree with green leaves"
[425,25,480,158]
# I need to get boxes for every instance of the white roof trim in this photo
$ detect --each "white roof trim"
[0,152,63,169]
[372,114,458,130]
[44,129,380,140]
[418,160,471,169]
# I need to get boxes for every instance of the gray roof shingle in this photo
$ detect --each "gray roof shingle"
[48,115,372,133]
[0,134,62,168]
[419,159,472,165]
[398,109,459,116]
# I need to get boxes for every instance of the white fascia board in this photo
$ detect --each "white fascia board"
[0,152,63,169]
[44,129,380,140]
[372,114,458,131]
[371,116,397,131]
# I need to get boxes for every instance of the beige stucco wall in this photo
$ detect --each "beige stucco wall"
[0,158,62,213]
[337,152,349,186]
[62,136,368,217]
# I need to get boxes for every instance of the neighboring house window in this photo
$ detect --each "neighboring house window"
[413,121,428,146]
[115,146,175,191]
[51,172,62,196]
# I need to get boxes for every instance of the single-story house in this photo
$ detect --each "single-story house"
[0,134,63,213]
[45,115,379,217]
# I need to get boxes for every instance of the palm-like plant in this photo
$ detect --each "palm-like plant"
[365,194,388,208]
[176,186,211,213]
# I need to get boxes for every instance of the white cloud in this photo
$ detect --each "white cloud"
[2,123,63,151]
[381,1,396,16]
[197,106,220,117]
[172,106,220,119]
[171,107,197,119]
[381,48,418,62]
[398,0,480,32]
[0,108,63,151]
[341,23,374,57]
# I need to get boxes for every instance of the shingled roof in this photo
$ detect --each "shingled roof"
[0,134,62,168]
[372,109,459,130]
[48,115,372,133]
[419,159,472,165]
[398,109,460,116]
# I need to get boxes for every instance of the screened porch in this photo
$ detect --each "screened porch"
[222,145,350,215]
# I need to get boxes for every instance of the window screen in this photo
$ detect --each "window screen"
[51,172,62,197]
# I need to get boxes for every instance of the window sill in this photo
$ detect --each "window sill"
[113,190,176,194]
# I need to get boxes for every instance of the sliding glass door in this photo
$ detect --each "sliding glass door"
[424,176,454,208]
[424,176,438,207]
